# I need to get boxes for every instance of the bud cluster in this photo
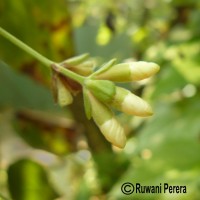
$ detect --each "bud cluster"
[52,54,160,148]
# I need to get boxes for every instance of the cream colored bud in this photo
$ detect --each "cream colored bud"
[94,61,159,82]
[87,91,126,148]
[111,87,153,117]
[100,118,126,148]
[129,61,160,81]
[122,92,153,116]
[87,90,113,125]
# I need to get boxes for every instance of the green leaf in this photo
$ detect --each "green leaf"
[7,159,59,200]
[0,61,59,111]
[0,0,74,67]
[74,24,133,60]
[173,43,200,84]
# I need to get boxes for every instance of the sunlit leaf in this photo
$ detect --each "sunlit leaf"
[8,159,59,200]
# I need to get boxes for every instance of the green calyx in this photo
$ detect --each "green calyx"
[60,53,94,76]
[57,79,73,106]
[52,72,73,107]
[94,63,131,82]
[87,91,113,125]
[85,79,116,103]
[110,87,128,109]
[68,61,94,76]
[83,88,92,120]
[91,59,116,77]
[60,53,90,66]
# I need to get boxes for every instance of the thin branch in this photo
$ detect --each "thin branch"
[0,27,53,67]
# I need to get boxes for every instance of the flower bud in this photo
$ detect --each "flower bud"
[68,60,94,76]
[88,92,126,148]
[60,53,89,66]
[99,118,126,148]
[111,87,153,117]
[52,71,73,107]
[129,61,160,81]
[94,61,160,82]
[85,79,116,103]
[57,77,73,106]
[60,54,94,76]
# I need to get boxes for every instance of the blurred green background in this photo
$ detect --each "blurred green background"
[0,0,200,200]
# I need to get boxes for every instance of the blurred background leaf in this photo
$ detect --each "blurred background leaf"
[0,61,56,110]
[1,0,200,200]
[7,159,59,200]
[110,94,200,199]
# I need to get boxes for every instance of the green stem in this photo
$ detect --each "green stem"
[53,64,85,85]
[0,27,86,84]
[0,27,53,67]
